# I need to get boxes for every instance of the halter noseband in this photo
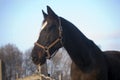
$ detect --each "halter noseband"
[35,18,63,59]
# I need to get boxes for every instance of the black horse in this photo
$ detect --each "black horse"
[31,6,120,80]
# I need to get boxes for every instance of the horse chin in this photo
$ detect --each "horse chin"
[33,61,40,65]
[39,58,46,65]
[32,57,46,65]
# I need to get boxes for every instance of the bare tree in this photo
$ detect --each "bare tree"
[49,48,72,80]
[0,44,73,80]
[22,48,36,77]
[0,44,23,80]
[61,49,71,80]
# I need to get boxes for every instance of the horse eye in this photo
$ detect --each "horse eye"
[48,25,56,30]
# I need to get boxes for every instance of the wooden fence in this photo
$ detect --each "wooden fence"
[16,73,54,80]
[16,65,62,80]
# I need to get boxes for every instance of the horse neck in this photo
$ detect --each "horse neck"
[61,17,102,71]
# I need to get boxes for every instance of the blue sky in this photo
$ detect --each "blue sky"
[0,0,120,52]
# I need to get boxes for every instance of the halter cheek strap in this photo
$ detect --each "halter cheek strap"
[34,17,63,59]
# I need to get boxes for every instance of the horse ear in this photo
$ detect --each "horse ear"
[47,6,57,18]
[42,10,48,19]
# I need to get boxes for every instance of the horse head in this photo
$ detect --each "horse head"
[31,6,63,65]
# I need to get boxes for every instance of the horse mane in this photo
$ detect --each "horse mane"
[60,17,101,53]
[60,17,103,70]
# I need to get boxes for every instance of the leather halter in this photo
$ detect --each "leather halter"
[35,18,63,59]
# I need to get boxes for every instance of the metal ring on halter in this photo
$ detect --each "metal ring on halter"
[43,46,51,59]
[34,17,63,59]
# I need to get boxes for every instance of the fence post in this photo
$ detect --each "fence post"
[38,64,42,80]
[0,60,2,80]
[0,60,6,80]
[59,73,62,80]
